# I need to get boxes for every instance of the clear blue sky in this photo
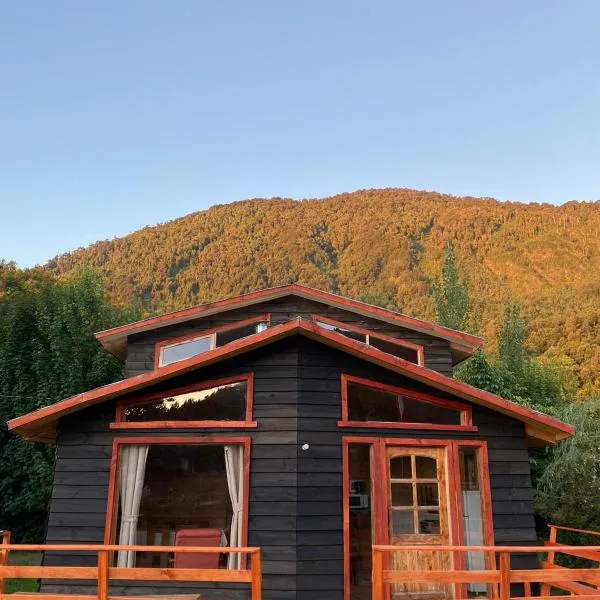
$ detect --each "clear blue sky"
[1,1,599,267]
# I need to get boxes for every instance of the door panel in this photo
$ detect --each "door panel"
[387,447,453,600]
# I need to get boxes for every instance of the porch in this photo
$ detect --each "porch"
[372,525,600,600]
[1,526,600,600]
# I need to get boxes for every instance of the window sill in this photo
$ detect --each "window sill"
[337,420,478,432]
[110,421,258,430]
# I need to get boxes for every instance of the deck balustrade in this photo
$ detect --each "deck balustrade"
[0,531,261,600]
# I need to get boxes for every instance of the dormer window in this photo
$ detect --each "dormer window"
[312,315,424,366]
[155,315,270,368]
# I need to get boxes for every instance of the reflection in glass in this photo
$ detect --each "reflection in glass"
[347,381,462,424]
[459,447,487,596]
[123,381,247,422]
[391,483,413,507]
[390,456,412,479]
[391,510,414,535]
[417,510,440,534]
[416,483,439,507]
[415,456,437,478]
[161,336,213,366]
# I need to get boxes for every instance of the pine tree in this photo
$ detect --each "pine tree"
[431,241,469,331]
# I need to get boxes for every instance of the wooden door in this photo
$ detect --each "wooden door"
[387,446,453,600]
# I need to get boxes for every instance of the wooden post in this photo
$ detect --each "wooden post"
[499,552,510,600]
[97,549,109,600]
[541,526,558,597]
[372,547,383,600]
[250,550,262,600]
[0,531,10,595]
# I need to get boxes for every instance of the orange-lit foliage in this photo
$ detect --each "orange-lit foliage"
[46,188,600,397]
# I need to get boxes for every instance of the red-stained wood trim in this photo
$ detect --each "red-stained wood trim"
[337,421,478,432]
[110,421,258,430]
[340,372,474,429]
[95,283,483,352]
[103,435,251,564]
[114,373,255,428]
[153,315,271,369]
[10,319,574,444]
[311,314,425,366]
[342,436,383,600]
[342,438,350,600]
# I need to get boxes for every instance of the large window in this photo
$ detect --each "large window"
[339,374,474,430]
[113,374,256,429]
[107,439,249,570]
[156,316,270,368]
[312,315,424,366]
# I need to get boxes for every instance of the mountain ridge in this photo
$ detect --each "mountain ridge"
[45,187,600,397]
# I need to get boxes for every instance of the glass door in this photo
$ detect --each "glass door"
[387,446,453,600]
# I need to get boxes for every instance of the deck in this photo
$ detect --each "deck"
[373,526,600,600]
[1,526,600,599]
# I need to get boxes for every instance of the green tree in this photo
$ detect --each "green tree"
[0,267,138,541]
[535,398,600,531]
[431,241,469,331]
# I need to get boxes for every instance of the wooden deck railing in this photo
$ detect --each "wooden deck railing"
[373,543,600,600]
[0,532,262,600]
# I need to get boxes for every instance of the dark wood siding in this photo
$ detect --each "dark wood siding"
[124,296,454,378]
[43,336,538,599]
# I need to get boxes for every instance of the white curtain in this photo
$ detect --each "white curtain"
[224,445,244,569]
[117,445,149,568]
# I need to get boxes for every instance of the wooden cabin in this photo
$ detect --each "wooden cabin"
[8,284,575,600]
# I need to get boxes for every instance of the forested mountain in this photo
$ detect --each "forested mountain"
[47,188,600,397]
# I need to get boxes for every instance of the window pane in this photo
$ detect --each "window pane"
[346,380,462,425]
[459,448,487,594]
[123,381,247,422]
[216,322,266,346]
[368,336,420,364]
[115,444,236,567]
[415,456,437,478]
[315,321,366,343]
[390,456,412,479]
[391,510,414,535]
[417,510,440,534]
[416,483,439,507]
[391,483,413,507]
[160,336,213,366]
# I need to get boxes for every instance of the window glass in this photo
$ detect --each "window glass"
[114,444,243,568]
[315,320,366,342]
[459,447,488,596]
[161,336,213,366]
[346,380,462,425]
[368,336,420,364]
[123,380,248,422]
[159,321,268,367]
[314,318,421,365]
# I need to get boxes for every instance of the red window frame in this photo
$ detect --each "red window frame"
[154,314,271,368]
[111,373,257,430]
[339,373,476,431]
[104,435,252,567]
[341,437,494,600]
[311,314,425,366]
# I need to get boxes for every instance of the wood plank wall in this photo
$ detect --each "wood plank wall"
[41,334,537,599]
[124,297,455,378]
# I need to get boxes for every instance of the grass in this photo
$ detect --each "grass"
[5,551,41,594]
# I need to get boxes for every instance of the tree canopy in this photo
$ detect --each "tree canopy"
[0,266,138,540]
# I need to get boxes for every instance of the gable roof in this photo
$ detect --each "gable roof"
[95,284,483,363]
[10,319,573,445]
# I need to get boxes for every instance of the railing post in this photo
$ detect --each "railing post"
[251,550,262,600]
[97,549,108,600]
[372,547,383,600]
[0,531,10,595]
[499,552,510,600]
